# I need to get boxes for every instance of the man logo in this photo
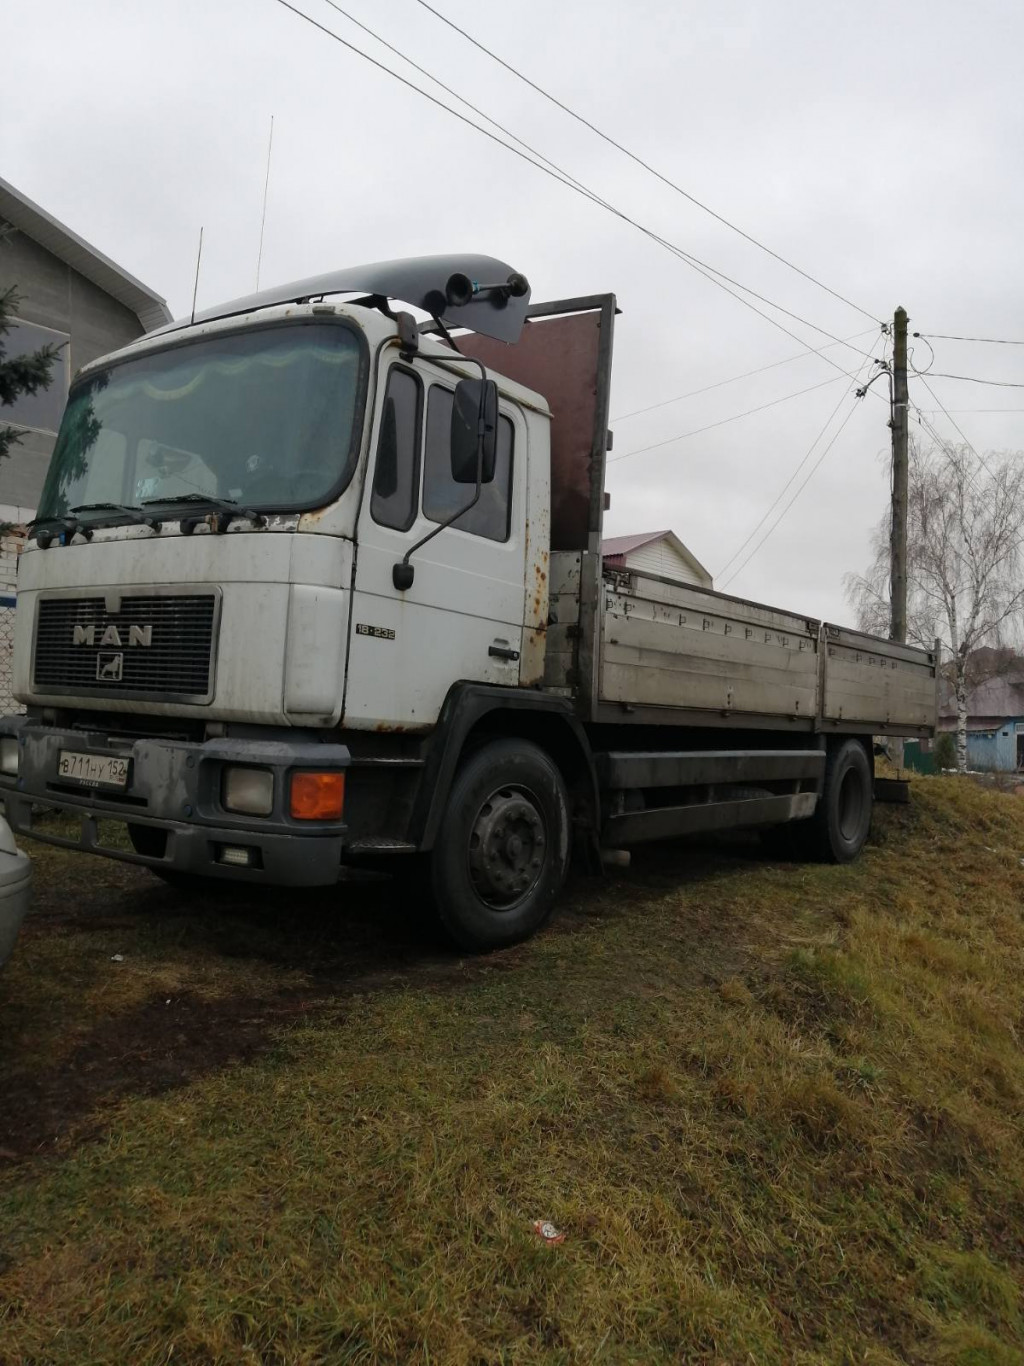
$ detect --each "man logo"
[73,624,152,648]
[96,653,124,683]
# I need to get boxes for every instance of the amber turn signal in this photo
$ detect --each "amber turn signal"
[289,771,345,821]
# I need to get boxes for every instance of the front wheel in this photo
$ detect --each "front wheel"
[430,739,570,952]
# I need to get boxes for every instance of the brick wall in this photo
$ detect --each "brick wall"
[0,525,27,715]
[0,524,28,595]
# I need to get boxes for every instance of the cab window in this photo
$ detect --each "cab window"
[422,385,513,542]
[371,367,421,532]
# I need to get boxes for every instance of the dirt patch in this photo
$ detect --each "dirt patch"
[1,830,769,1172]
[0,857,545,1168]
[0,989,320,1164]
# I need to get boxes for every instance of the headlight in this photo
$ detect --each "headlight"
[222,765,274,816]
[0,737,18,777]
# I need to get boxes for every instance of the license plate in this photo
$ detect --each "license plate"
[57,750,130,790]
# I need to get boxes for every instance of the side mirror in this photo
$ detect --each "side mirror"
[451,378,498,484]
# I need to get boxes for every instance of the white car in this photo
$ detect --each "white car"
[0,813,31,968]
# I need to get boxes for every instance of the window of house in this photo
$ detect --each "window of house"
[370,367,421,531]
[422,385,513,542]
[3,318,70,433]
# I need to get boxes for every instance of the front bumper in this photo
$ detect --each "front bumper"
[0,820,32,968]
[0,720,350,887]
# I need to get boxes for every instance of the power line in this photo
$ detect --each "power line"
[270,1,896,590]
[921,372,1024,390]
[908,404,1022,575]
[904,406,999,582]
[719,396,867,590]
[913,374,997,483]
[910,393,1011,581]
[271,0,878,381]
[718,376,871,590]
[317,0,846,361]
[717,356,876,584]
[608,375,845,464]
[317,0,875,364]
[413,0,881,327]
[318,0,597,200]
[611,328,878,423]
[916,332,1024,346]
[255,114,275,290]
[907,403,1024,596]
[611,224,879,376]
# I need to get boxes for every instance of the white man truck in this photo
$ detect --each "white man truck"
[0,255,937,950]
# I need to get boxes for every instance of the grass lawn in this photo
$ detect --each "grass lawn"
[2,778,1024,1364]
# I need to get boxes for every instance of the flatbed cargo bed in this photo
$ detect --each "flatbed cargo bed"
[546,554,937,737]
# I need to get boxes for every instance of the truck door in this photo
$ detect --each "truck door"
[344,356,527,730]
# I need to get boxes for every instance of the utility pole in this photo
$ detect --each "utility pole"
[890,305,909,643]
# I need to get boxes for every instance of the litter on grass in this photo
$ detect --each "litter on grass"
[532,1220,565,1245]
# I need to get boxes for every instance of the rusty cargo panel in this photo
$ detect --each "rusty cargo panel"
[455,297,614,553]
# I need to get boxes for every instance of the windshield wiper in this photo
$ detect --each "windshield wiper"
[140,492,265,534]
[70,502,162,531]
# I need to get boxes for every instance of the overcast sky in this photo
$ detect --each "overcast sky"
[4,0,1023,622]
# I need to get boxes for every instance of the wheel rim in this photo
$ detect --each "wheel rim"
[837,765,865,842]
[467,784,547,911]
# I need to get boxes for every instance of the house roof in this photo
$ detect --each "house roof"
[0,175,172,332]
[601,528,713,584]
[601,529,672,559]
[938,669,1024,721]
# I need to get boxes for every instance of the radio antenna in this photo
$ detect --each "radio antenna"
[255,114,275,290]
[189,226,204,326]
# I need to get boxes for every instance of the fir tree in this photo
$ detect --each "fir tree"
[1,224,59,467]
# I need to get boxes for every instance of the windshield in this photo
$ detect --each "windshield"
[37,321,365,522]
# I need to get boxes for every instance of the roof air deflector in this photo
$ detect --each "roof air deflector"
[156,254,532,344]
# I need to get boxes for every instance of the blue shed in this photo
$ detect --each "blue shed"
[938,667,1024,773]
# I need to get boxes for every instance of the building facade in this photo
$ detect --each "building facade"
[0,174,171,523]
[601,529,713,589]
[0,176,171,713]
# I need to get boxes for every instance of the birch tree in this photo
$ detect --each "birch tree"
[846,441,1024,772]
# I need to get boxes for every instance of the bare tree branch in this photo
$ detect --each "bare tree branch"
[847,440,1024,771]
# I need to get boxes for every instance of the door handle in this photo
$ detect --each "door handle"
[488,644,520,661]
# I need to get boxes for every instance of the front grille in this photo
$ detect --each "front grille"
[34,594,218,701]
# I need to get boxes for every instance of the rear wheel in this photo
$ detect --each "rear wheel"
[801,738,873,862]
[430,739,570,952]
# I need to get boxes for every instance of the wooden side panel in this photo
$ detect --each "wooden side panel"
[821,628,937,727]
[599,575,820,719]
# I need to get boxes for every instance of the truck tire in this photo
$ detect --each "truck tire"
[801,738,873,863]
[430,739,570,952]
